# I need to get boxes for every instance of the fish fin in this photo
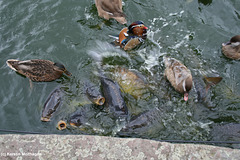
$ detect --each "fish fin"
[203,76,222,93]
[203,76,222,87]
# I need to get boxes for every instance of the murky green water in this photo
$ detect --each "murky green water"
[1,0,240,148]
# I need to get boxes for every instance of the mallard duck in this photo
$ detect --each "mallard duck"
[95,0,127,24]
[6,59,71,82]
[116,21,148,50]
[164,57,192,101]
[222,35,240,60]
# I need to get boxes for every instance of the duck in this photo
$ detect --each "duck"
[164,57,192,101]
[222,35,240,60]
[6,59,72,82]
[95,0,127,24]
[116,21,148,50]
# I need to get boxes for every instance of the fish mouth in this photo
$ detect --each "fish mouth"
[69,122,78,127]
[41,117,50,122]
[95,97,105,105]
[57,120,67,130]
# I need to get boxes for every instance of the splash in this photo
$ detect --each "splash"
[138,48,165,76]
[87,40,131,65]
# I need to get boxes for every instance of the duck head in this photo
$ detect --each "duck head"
[128,21,148,38]
[54,62,72,76]
[222,35,240,60]
[222,35,240,47]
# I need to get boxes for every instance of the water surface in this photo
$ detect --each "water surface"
[1,0,240,148]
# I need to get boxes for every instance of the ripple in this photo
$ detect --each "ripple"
[1,0,240,147]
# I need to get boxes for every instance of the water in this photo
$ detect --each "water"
[1,0,240,148]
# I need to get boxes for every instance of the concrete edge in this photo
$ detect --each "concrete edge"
[0,134,239,159]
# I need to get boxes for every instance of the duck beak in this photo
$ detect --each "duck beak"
[64,70,72,76]
[222,41,231,46]
[184,93,189,101]
[143,26,148,30]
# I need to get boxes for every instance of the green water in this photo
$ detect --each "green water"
[1,0,240,148]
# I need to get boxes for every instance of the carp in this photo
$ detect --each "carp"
[84,81,105,105]
[41,87,63,122]
[112,67,148,99]
[100,74,128,118]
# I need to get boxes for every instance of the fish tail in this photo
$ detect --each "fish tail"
[203,76,223,90]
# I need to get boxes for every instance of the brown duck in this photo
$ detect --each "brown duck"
[164,57,193,101]
[6,59,71,82]
[222,35,240,60]
[95,0,127,24]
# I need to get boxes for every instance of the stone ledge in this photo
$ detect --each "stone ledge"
[0,134,239,159]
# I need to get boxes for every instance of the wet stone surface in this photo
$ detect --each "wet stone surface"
[0,134,239,159]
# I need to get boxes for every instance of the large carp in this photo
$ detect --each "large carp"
[118,107,165,138]
[100,74,128,118]
[111,67,148,99]
[41,87,63,122]
[84,81,105,105]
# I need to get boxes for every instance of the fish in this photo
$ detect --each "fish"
[84,81,105,105]
[57,120,67,130]
[204,76,223,88]
[41,88,63,122]
[118,107,165,137]
[68,105,97,128]
[194,76,222,106]
[69,110,87,127]
[112,67,148,99]
[210,123,240,141]
[100,74,128,118]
